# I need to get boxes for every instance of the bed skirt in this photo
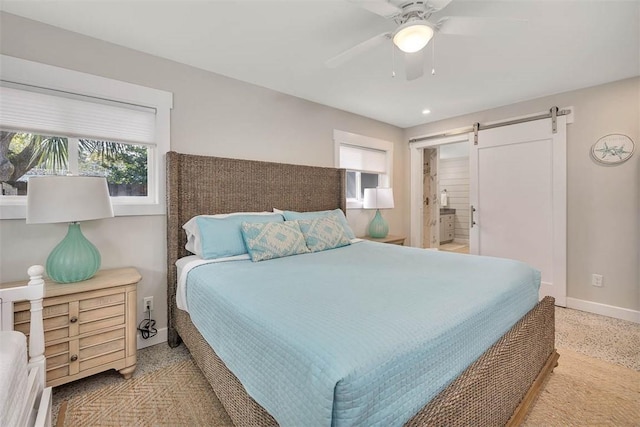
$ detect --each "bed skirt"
[173,296,556,427]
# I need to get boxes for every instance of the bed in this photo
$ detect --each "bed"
[166,151,558,427]
[0,265,52,427]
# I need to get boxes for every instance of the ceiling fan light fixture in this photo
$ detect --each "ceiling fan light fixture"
[393,21,434,53]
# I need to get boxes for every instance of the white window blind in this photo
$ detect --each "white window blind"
[339,144,387,174]
[0,86,156,144]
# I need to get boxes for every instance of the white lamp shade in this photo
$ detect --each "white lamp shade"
[27,176,114,224]
[393,21,434,53]
[363,188,395,209]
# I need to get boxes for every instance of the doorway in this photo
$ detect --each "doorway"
[421,148,438,248]
[437,142,470,254]
[410,134,470,253]
[421,144,470,253]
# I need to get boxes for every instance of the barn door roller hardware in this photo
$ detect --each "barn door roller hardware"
[409,106,571,145]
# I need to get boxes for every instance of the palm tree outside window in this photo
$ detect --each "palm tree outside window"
[0,131,148,197]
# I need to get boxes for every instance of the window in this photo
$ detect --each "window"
[0,55,172,219]
[1,133,149,198]
[346,171,379,200]
[334,130,393,208]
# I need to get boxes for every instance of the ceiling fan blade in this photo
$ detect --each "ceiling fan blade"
[348,0,402,19]
[437,16,528,36]
[404,51,425,81]
[326,32,391,68]
[428,0,453,12]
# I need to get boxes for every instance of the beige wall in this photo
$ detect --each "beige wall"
[405,77,640,312]
[0,13,406,338]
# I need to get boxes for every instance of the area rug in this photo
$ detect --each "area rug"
[56,359,233,426]
[524,348,640,426]
[57,348,639,426]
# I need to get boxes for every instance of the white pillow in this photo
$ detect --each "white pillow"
[183,211,281,257]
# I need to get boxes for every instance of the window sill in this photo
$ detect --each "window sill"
[346,200,364,209]
[0,199,164,219]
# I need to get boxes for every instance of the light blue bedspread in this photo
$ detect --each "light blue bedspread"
[186,242,540,427]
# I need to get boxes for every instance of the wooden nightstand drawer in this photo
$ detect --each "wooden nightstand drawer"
[81,327,125,347]
[45,341,69,358]
[14,302,69,322]
[47,352,70,370]
[44,327,70,343]
[80,293,125,310]
[48,365,69,382]
[4,267,141,387]
[79,315,125,335]
[43,303,71,318]
[79,301,125,325]
[14,315,70,342]
[79,302,125,320]
[43,315,70,330]
[80,337,125,360]
[80,350,125,372]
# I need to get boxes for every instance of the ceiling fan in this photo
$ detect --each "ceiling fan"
[326,0,511,80]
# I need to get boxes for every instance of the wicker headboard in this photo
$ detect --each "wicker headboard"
[166,151,346,345]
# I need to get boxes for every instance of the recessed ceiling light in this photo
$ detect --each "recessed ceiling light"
[422,109,431,115]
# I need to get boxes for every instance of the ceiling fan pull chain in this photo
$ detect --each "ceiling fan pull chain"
[431,34,436,75]
[391,43,396,78]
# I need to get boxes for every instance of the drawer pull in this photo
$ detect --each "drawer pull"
[70,354,78,362]
[69,316,78,324]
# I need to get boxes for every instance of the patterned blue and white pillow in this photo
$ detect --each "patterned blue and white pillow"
[297,216,351,253]
[281,209,356,240]
[241,221,310,262]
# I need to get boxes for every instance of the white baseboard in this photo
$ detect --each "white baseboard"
[566,297,640,324]
[137,327,168,349]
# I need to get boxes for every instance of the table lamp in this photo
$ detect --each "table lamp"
[26,176,114,283]
[363,188,394,238]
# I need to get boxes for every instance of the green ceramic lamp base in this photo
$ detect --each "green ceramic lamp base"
[368,209,389,239]
[46,223,101,283]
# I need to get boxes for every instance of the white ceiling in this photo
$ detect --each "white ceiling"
[1,1,638,128]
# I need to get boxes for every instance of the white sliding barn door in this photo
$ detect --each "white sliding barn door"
[470,117,567,306]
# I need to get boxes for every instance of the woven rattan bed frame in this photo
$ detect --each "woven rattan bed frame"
[166,151,559,426]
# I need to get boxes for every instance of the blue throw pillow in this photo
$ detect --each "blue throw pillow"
[282,209,355,240]
[297,216,351,253]
[196,213,284,259]
[241,221,310,262]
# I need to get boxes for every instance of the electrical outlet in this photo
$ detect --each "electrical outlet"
[143,296,154,312]
[592,274,603,287]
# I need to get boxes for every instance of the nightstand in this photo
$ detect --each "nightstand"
[2,267,141,387]
[360,234,406,245]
